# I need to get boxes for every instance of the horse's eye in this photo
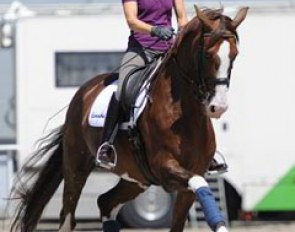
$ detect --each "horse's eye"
[205,53,211,59]
[204,51,213,59]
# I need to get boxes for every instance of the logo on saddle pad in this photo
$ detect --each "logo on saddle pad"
[90,113,105,119]
[88,82,147,128]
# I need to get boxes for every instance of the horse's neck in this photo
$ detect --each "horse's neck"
[149,24,209,125]
[152,57,207,126]
[164,31,204,111]
[171,26,202,82]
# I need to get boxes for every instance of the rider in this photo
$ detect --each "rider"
[96,0,227,173]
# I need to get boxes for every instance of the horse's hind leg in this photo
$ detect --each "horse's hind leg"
[59,146,94,232]
[97,178,146,232]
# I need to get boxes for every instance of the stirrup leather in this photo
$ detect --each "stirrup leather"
[96,142,118,169]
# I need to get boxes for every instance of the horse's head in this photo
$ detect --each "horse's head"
[173,6,248,119]
[196,6,248,118]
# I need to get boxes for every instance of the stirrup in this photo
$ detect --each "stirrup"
[96,142,118,170]
[207,151,228,176]
[207,164,228,176]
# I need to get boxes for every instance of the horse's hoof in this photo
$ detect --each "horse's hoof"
[216,225,228,232]
[102,220,120,232]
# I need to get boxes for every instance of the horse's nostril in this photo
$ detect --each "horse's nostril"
[210,105,216,113]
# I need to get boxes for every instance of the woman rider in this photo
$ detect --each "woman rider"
[97,0,227,173]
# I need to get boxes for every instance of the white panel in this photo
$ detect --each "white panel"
[214,12,295,210]
[15,14,129,165]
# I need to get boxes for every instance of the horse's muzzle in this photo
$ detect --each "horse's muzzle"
[206,105,228,118]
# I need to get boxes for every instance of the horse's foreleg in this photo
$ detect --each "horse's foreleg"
[188,175,228,232]
[160,159,228,232]
[170,190,195,232]
[97,178,146,232]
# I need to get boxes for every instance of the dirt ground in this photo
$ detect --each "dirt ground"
[2,221,295,232]
[119,222,295,232]
[122,222,295,232]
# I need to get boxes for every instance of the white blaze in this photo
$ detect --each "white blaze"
[218,41,231,78]
[207,41,230,118]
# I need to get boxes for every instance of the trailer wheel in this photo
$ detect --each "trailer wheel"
[119,186,175,228]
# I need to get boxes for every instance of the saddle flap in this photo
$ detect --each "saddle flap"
[120,58,159,112]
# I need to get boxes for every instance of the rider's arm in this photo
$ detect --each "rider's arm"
[123,1,153,34]
[173,0,188,29]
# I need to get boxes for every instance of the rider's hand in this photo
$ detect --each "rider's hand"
[151,26,175,41]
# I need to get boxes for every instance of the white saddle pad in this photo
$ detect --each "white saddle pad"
[88,80,148,128]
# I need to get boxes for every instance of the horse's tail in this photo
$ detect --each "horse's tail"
[10,126,64,232]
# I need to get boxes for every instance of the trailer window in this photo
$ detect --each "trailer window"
[55,52,124,87]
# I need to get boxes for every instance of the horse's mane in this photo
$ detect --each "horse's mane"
[202,8,239,41]
[171,8,239,52]
[202,8,224,20]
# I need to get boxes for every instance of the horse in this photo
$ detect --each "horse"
[10,6,248,232]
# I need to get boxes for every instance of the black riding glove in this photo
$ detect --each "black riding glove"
[151,26,175,41]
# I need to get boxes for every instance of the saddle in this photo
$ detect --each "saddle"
[120,57,160,113]
[102,55,162,124]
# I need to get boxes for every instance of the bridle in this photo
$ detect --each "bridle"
[172,29,236,102]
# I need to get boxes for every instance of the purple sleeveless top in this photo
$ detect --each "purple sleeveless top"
[122,0,173,51]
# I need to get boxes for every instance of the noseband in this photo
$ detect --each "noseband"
[172,31,235,102]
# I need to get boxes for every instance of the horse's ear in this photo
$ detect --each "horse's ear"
[231,7,249,29]
[194,5,214,30]
[216,7,224,15]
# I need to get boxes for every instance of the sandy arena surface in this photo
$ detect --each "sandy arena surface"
[2,221,295,232]
[121,222,295,232]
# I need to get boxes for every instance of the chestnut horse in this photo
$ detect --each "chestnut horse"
[11,6,248,232]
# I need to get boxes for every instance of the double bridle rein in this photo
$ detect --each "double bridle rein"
[172,30,235,102]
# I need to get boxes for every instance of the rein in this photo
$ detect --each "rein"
[171,29,233,102]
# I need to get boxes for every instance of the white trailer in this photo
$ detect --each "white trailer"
[2,1,295,226]
[214,7,295,217]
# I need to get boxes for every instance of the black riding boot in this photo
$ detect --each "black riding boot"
[96,93,121,169]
